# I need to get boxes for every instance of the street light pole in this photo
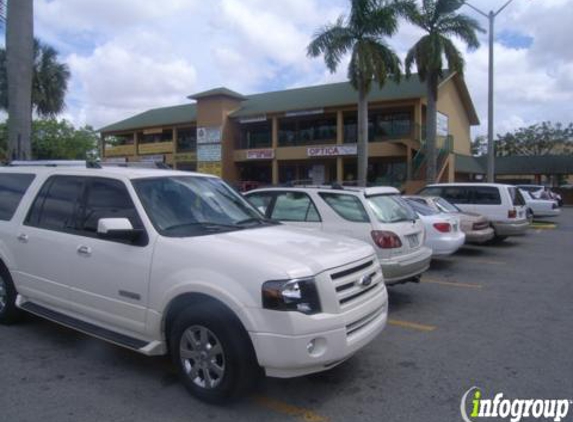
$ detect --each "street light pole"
[464,0,518,183]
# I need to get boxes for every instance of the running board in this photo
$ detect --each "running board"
[19,302,149,350]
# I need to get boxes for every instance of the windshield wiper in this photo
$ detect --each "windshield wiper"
[163,222,243,232]
[235,217,278,226]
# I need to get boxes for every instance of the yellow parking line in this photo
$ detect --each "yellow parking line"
[388,319,436,332]
[253,396,330,422]
[531,223,556,230]
[421,278,483,289]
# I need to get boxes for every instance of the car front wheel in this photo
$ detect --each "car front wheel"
[170,304,259,403]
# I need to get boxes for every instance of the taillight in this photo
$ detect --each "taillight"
[508,209,517,218]
[371,230,402,249]
[433,222,451,233]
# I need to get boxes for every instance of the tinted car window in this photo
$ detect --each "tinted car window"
[441,187,471,204]
[319,193,369,223]
[272,192,321,222]
[473,187,502,205]
[0,173,36,221]
[508,187,526,206]
[367,195,418,223]
[26,176,85,231]
[78,178,143,233]
[418,187,442,197]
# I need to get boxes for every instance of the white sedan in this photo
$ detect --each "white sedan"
[403,198,466,257]
[520,189,561,219]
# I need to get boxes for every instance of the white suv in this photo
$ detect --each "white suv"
[244,186,432,285]
[0,166,388,403]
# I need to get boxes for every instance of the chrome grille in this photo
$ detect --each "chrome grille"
[329,259,383,309]
[346,304,386,337]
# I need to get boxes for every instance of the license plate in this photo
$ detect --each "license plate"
[407,234,419,248]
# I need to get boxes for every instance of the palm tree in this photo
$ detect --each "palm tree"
[1,39,70,116]
[404,0,483,183]
[308,0,404,187]
[4,0,34,160]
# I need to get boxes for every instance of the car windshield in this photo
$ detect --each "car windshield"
[404,198,439,216]
[132,176,267,237]
[434,197,461,213]
[367,194,418,223]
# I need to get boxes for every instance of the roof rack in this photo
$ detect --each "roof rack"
[100,162,171,170]
[8,160,101,168]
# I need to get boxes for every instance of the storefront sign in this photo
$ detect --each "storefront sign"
[285,108,324,118]
[198,162,223,177]
[246,149,275,160]
[174,152,197,162]
[197,126,222,144]
[239,115,267,124]
[307,144,357,157]
[437,112,449,137]
[197,144,222,162]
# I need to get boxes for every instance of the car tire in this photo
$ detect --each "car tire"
[0,266,22,325]
[170,304,259,404]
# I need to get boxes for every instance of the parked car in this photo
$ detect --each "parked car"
[418,183,529,241]
[0,165,389,403]
[244,186,432,285]
[404,195,494,244]
[516,184,563,207]
[402,198,466,256]
[519,189,560,220]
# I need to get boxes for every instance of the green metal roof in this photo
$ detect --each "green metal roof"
[455,154,573,175]
[189,87,247,101]
[99,103,197,133]
[229,75,438,118]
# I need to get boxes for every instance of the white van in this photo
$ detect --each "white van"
[418,183,529,241]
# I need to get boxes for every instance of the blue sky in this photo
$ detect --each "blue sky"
[4,0,573,138]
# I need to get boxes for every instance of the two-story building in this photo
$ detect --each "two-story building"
[99,71,479,190]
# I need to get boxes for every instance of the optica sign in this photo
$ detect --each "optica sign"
[307,145,357,157]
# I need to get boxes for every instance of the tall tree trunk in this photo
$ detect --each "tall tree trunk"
[6,0,34,161]
[425,75,438,183]
[357,83,369,187]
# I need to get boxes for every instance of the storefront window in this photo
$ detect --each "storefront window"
[238,122,272,149]
[139,129,173,144]
[177,128,197,152]
[343,112,412,143]
[105,133,134,147]
[278,115,336,146]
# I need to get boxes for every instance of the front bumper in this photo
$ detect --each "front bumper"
[465,227,495,243]
[379,246,432,285]
[248,285,388,378]
[493,220,529,236]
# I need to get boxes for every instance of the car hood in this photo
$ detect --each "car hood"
[163,224,375,279]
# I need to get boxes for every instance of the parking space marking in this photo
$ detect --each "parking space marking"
[421,278,483,289]
[253,396,330,422]
[464,258,504,265]
[388,319,437,332]
[531,223,556,230]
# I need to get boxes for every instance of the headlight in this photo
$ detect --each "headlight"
[262,278,321,315]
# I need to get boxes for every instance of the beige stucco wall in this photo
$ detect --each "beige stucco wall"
[437,79,472,155]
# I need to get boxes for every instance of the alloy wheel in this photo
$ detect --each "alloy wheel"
[180,325,226,389]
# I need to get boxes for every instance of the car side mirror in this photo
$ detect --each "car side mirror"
[97,218,142,242]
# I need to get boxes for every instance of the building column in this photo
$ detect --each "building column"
[272,116,279,185]
[172,127,178,169]
[336,110,344,183]
[406,146,412,181]
[134,131,139,160]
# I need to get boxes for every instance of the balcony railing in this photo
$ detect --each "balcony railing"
[104,144,136,157]
[236,132,272,150]
[343,122,421,143]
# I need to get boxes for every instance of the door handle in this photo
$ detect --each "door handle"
[77,245,92,256]
[17,233,29,243]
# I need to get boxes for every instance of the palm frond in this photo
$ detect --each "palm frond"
[307,17,354,73]
[348,37,401,92]
[438,14,484,50]
[434,0,464,18]
[361,1,400,37]
[441,36,464,75]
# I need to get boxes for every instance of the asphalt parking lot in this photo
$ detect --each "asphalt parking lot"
[1,209,572,422]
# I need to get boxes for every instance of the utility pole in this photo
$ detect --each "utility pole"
[464,0,518,183]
